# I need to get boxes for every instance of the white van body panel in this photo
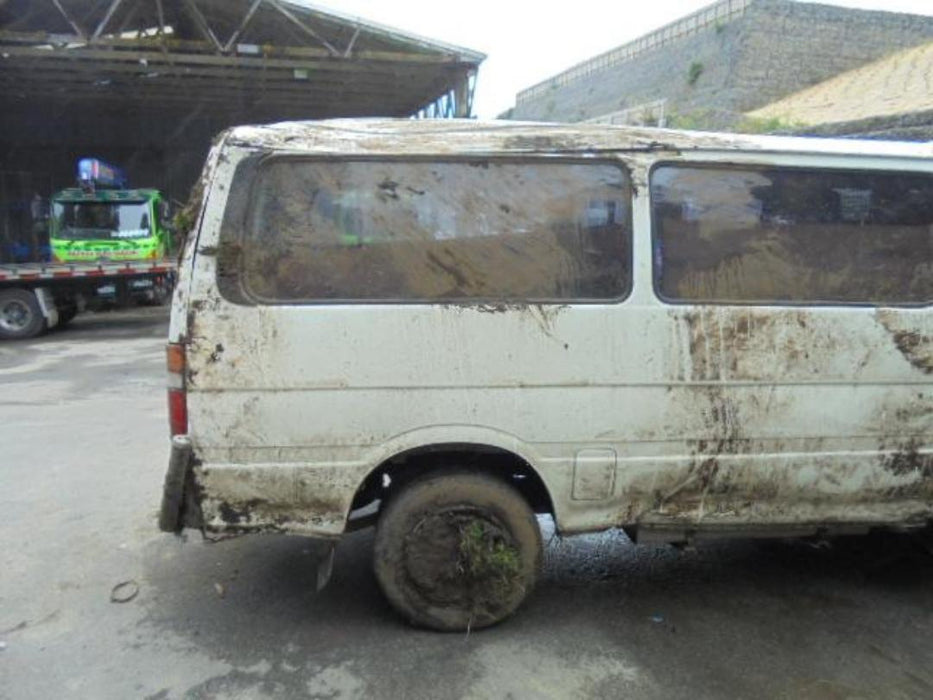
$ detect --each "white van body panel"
[169,120,933,539]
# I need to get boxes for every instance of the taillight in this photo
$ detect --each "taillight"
[166,343,187,436]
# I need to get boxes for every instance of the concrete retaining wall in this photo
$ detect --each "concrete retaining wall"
[510,0,933,124]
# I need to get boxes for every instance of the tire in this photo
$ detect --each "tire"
[0,289,45,340]
[374,471,542,631]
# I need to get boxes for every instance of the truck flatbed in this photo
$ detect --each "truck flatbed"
[0,258,177,339]
[0,259,176,283]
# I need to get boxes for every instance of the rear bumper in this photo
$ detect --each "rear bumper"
[159,436,202,533]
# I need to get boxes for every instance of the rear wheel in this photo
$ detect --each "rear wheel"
[0,289,45,340]
[374,471,542,631]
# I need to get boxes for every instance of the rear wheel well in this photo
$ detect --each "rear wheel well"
[350,443,555,517]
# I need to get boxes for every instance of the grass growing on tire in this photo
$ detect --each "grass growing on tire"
[457,520,522,603]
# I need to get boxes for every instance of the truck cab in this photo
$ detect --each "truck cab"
[50,188,169,263]
[49,158,173,305]
[50,158,171,264]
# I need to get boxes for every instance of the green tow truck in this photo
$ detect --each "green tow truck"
[51,187,169,263]
[0,159,176,340]
[50,158,174,305]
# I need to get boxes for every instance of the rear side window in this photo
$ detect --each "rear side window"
[651,164,933,305]
[229,158,632,303]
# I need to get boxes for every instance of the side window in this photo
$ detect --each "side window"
[651,164,933,305]
[224,158,632,303]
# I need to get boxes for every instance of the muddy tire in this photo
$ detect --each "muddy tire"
[0,289,45,340]
[374,471,542,631]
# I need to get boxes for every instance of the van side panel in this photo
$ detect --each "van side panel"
[180,144,933,538]
[168,134,229,345]
[630,306,933,533]
[184,303,933,536]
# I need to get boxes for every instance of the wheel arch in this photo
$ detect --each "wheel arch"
[350,440,556,518]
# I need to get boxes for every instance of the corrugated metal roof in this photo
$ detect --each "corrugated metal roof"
[0,0,484,119]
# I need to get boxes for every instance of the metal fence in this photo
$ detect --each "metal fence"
[583,99,670,127]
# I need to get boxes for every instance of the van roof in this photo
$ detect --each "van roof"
[224,118,933,161]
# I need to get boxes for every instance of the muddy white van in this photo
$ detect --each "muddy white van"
[160,119,933,630]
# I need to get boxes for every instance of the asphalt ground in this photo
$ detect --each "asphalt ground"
[2,307,933,699]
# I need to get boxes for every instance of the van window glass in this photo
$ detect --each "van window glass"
[237,159,631,303]
[651,165,933,305]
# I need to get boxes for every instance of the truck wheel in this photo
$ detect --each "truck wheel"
[374,471,542,631]
[0,289,45,340]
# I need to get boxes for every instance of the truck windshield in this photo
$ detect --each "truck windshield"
[52,201,152,240]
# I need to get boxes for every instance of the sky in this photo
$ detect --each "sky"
[310,0,933,118]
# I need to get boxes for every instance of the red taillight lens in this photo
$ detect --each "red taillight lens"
[168,388,188,437]
[166,343,187,436]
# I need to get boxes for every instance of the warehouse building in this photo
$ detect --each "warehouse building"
[0,0,483,261]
